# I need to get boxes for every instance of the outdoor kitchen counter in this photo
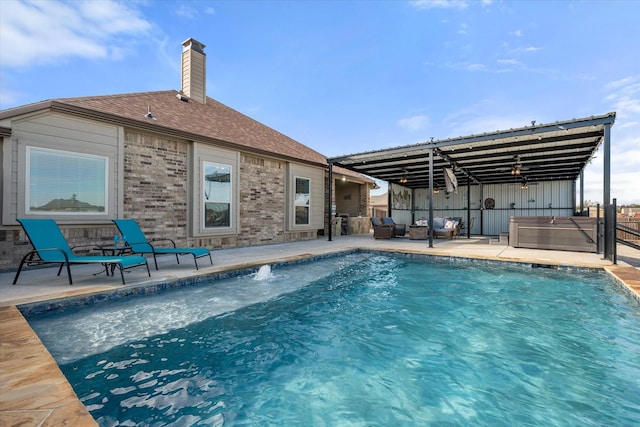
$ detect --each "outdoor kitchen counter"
[348,217,371,234]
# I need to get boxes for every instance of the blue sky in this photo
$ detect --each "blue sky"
[1,0,639,204]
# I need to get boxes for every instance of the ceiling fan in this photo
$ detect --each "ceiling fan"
[511,155,523,175]
[509,155,529,176]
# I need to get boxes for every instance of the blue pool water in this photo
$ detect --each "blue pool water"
[27,253,640,426]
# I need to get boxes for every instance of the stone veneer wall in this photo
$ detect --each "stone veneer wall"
[360,187,370,223]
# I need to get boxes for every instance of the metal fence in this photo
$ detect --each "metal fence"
[618,218,640,242]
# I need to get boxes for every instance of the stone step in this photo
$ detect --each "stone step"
[489,232,510,246]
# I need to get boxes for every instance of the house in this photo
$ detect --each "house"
[0,38,374,270]
[369,192,388,220]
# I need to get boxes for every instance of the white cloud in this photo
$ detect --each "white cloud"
[604,77,640,119]
[409,0,469,10]
[509,46,543,55]
[0,0,152,68]
[176,4,198,19]
[441,99,533,136]
[442,62,487,72]
[581,75,640,205]
[497,59,520,66]
[175,4,216,19]
[466,63,486,71]
[398,114,431,132]
[513,29,523,37]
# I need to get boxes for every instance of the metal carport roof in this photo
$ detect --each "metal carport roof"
[328,112,616,198]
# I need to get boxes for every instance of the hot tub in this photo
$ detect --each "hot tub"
[509,216,597,252]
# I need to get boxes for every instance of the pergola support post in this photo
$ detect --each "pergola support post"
[328,162,333,241]
[466,175,471,238]
[428,147,434,248]
[580,169,584,216]
[603,123,611,206]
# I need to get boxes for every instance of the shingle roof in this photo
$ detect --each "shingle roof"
[1,90,373,182]
[36,90,328,167]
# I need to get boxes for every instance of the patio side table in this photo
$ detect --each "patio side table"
[409,226,429,240]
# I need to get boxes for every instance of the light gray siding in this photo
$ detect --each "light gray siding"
[288,163,325,230]
[2,111,122,225]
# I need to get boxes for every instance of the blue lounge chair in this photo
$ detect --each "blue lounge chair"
[14,218,150,285]
[113,219,212,270]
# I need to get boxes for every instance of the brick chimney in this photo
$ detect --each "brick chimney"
[181,38,206,104]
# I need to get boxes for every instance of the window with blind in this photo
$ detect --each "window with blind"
[203,162,232,228]
[294,176,310,225]
[26,147,108,215]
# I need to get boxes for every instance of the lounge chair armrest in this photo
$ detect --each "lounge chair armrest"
[123,240,155,252]
[22,247,70,263]
[70,243,101,254]
[150,237,177,248]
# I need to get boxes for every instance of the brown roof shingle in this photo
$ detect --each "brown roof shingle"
[1,91,373,182]
[55,90,328,166]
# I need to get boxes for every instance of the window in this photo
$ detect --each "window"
[26,147,108,215]
[294,177,310,225]
[203,162,231,228]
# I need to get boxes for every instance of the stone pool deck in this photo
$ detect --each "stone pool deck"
[1,234,639,426]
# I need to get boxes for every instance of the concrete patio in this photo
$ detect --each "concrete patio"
[1,233,639,426]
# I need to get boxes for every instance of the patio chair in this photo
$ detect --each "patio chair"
[13,218,150,285]
[113,219,212,270]
[433,217,460,239]
[371,217,394,239]
[382,217,407,237]
[460,217,475,236]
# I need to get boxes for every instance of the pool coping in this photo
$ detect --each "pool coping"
[1,243,639,426]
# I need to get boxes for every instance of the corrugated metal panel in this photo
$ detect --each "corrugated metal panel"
[391,181,574,236]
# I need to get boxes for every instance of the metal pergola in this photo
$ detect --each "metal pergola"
[328,112,616,251]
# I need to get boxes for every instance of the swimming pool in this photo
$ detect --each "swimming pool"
[26,253,640,426]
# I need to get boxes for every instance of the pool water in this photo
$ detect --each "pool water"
[27,254,640,426]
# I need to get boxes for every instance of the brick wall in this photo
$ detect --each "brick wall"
[2,131,322,271]
[238,154,286,246]
[123,132,189,242]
